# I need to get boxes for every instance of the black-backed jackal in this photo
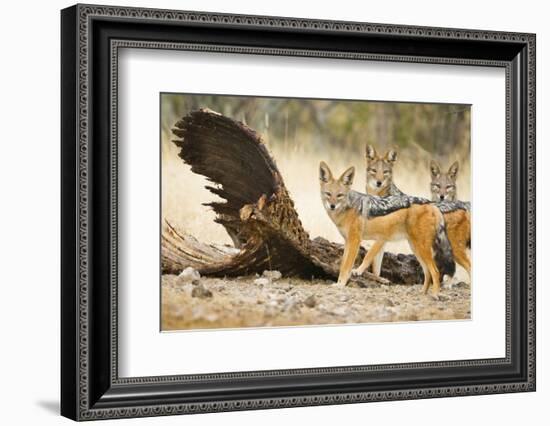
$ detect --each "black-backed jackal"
[430,160,459,202]
[365,145,404,275]
[366,145,404,198]
[429,159,471,277]
[364,145,471,279]
[319,162,455,295]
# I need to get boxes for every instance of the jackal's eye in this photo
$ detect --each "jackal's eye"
[336,193,345,199]
[383,170,390,176]
[446,185,455,190]
[368,168,377,174]
[324,192,331,197]
[432,184,440,190]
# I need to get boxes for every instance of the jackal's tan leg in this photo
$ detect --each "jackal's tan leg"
[408,230,440,294]
[372,243,385,276]
[352,240,385,276]
[408,240,431,292]
[445,210,471,280]
[413,230,441,295]
[409,207,445,295]
[426,261,441,296]
[337,222,363,287]
[421,264,432,294]
[453,244,471,278]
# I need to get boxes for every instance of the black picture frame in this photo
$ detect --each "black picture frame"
[61,3,536,421]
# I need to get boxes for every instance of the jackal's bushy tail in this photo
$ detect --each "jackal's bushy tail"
[433,214,456,278]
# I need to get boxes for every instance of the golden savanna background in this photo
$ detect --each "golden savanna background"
[161,93,471,251]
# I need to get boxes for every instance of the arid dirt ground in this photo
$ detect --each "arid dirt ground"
[161,271,471,331]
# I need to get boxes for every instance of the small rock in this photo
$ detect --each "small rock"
[205,313,219,322]
[191,284,212,299]
[383,298,395,307]
[191,306,206,319]
[282,297,299,311]
[339,295,349,302]
[373,306,392,320]
[254,277,270,286]
[332,306,348,316]
[177,267,200,285]
[317,303,329,313]
[304,295,316,308]
[263,270,282,281]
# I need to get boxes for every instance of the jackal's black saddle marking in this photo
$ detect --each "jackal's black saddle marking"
[347,189,471,218]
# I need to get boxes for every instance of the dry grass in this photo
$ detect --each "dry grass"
[161,126,470,263]
[161,131,232,244]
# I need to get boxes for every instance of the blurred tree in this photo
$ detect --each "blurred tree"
[161,93,470,160]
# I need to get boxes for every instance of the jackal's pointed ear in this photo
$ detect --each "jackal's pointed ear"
[430,160,441,178]
[448,161,459,181]
[319,161,333,183]
[384,149,398,163]
[366,145,377,161]
[339,166,355,187]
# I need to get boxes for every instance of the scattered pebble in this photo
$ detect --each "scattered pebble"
[263,270,282,281]
[162,274,471,330]
[282,297,299,311]
[177,267,200,285]
[205,313,219,322]
[253,277,270,286]
[383,298,395,307]
[304,295,316,308]
[191,283,213,299]
[332,306,348,316]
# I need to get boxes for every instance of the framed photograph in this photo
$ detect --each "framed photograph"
[61,4,536,421]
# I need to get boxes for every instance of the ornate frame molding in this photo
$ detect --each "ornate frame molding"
[61,4,536,421]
